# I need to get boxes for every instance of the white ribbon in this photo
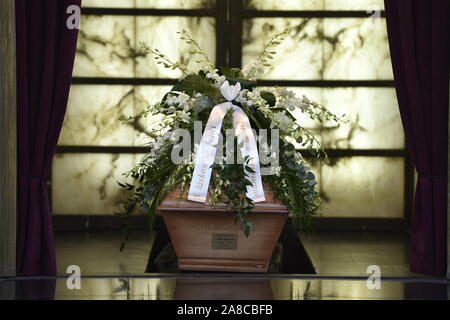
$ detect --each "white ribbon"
[188,81,266,203]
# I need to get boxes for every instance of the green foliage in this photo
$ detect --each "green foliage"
[172,74,222,103]
[211,156,256,237]
[260,91,276,107]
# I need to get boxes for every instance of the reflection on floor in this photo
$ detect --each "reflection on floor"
[2,277,448,300]
[1,230,447,300]
[300,231,416,277]
[55,231,154,275]
[55,230,414,277]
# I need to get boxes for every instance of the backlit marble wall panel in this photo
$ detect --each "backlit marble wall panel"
[62,86,404,150]
[323,18,392,80]
[244,0,384,11]
[135,0,215,9]
[325,0,384,10]
[134,85,173,145]
[135,16,216,78]
[288,87,403,149]
[52,152,404,218]
[60,85,172,146]
[243,18,323,80]
[318,157,404,218]
[73,15,215,78]
[83,0,215,9]
[60,85,135,146]
[242,18,393,80]
[73,15,135,77]
[82,0,135,7]
[52,154,144,215]
[275,157,403,219]
[244,0,323,10]
[321,88,403,149]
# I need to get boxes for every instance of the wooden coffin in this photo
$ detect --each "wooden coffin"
[158,184,289,273]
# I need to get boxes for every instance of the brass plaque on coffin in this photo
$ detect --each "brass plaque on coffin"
[212,233,238,250]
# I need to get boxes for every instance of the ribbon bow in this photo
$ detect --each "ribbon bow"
[187,81,266,203]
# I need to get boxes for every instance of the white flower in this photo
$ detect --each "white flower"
[178,93,190,103]
[215,75,226,88]
[273,111,294,131]
[285,98,299,111]
[247,100,254,107]
[178,110,191,123]
[272,166,282,176]
[166,94,177,105]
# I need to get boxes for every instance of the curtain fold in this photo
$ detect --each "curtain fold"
[384,0,449,276]
[16,0,81,275]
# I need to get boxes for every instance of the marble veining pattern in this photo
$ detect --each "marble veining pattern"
[52,153,146,215]
[244,0,384,11]
[242,18,393,80]
[317,157,404,218]
[135,16,216,78]
[73,15,135,78]
[286,87,403,149]
[73,15,216,78]
[60,85,171,146]
[83,0,215,9]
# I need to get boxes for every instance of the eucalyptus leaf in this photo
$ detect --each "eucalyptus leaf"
[260,91,276,107]
[306,172,315,180]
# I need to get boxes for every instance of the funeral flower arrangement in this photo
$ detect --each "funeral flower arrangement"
[119,29,343,237]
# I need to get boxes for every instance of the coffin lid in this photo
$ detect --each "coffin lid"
[159,183,289,214]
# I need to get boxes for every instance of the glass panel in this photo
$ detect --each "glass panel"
[60,85,172,146]
[73,15,135,77]
[135,16,216,78]
[243,0,384,11]
[316,157,404,218]
[83,0,216,9]
[52,154,141,215]
[242,18,393,80]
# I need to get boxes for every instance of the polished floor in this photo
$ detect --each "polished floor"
[1,276,449,300]
[1,230,448,300]
[300,231,416,276]
[54,230,414,277]
[54,230,154,275]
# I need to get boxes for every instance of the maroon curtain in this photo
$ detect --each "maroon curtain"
[384,0,449,276]
[16,0,81,275]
